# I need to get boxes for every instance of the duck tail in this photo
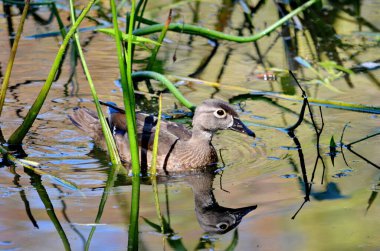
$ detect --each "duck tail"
[69,107,104,139]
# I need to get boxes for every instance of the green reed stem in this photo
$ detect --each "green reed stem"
[0,0,30,117]
[1,0,65,38]
[133,0,318,43]
[225,230,239,251]
[257,92,380,114]
[110,0,140,172]
[146,10,171,70]
[85,165,119,251]
[135,0,148,29]
[132,71,195,110]
[51,2,67,38]
[128,175,140,251]
[126,1,137,125]
[171,75,380,114]
[151,178,164,233]
[7,0,96,145]
[110,0,140,249]
[69,0,121,165]
[150,95,164,233]
[150,94,162,176]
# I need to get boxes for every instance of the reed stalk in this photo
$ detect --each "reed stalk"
[146,10,172,70]
[169,75,380,114]
[150,94,162,176]
[110,0,140,172]
[69,0,121,165]
[133,0,319,43]
[126,0,141,243]
[128,175,140,251]
[8,0,96,145]
[132,71,195,110]
[150,95,164,234]
[109,0,140,249]
[0,0,30,117]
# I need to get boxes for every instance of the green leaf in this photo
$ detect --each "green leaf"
[330,136,336,148]
[97,28,160,46]
[319,61,355,75]
[329,136,337,167]
[142,217,162,233]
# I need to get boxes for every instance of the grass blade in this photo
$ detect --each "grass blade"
[147,9,172,70]
[8,0,97,145]
[69,0,121,165]
[150,95,164,235]
[0,0,30,116]
[150,94,162,176]
[132,71,195,110]
[133,0,319,43]
[97,28,160,46]
[169,75,380,114]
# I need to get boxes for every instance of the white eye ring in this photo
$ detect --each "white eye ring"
[216,222,229,230]
[214,109,226,118]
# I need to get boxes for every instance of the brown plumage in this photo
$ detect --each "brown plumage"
[69,99,255,173]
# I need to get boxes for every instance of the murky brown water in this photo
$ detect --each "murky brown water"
[1,1,379,250]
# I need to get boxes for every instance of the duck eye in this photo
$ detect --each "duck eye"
[214,109,226,118]
[216,222,229,230]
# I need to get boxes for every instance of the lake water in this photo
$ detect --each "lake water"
[0,0,379,250]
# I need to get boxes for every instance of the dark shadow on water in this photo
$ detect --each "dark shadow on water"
[12,168,39,229]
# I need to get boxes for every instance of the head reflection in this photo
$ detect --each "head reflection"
[183,168,257,234]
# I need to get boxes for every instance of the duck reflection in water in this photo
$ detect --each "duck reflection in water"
[69,99,255,173]
[183,169,257,234]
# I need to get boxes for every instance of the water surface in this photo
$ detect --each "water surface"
[0,1,379,250]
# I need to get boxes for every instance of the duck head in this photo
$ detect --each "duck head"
[192,99,255,137]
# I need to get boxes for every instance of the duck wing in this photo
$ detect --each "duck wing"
[110,112,192,143]
[70,108,192,154]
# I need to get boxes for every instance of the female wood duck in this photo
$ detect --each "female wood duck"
[69,99,255,173]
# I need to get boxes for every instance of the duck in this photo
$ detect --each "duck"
[69,99,255,173]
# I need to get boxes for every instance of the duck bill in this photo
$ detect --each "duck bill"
[230,118,255,137]
[231,205,258,219]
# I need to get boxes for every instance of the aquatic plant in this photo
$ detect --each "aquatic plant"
[7,0,97,145]
[0,0,30,117]
[4,0,380,249]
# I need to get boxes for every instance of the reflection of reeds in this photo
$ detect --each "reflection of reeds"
[0,0,337,249]
[133,0,319,42]
[7,0,97,145]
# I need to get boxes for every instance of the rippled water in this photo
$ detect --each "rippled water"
[0,1,379,250]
